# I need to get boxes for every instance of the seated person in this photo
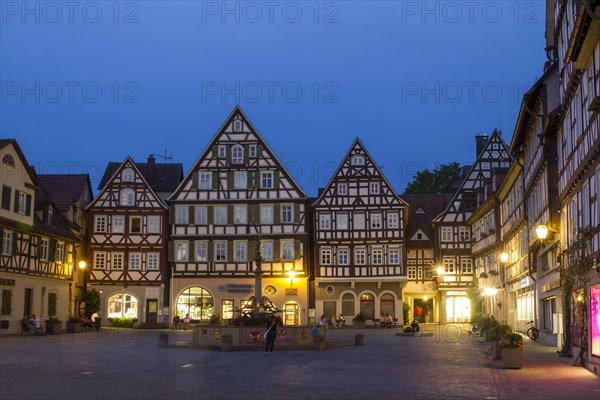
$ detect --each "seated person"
[411,319,420,333]
[379,313,388,328]
[172,315,181,330]
[336,314,345,329]
[80,314,96,331]
[386,314,394,328]
[182,314,191,330]
[29,314,44,335]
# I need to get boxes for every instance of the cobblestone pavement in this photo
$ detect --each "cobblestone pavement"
[1,324,598,400]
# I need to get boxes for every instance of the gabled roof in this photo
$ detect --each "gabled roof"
[402,194,448,245]
[0,139,38,187]
[313,137,407,208]
[37,174,91,212]
[98,156,183,192]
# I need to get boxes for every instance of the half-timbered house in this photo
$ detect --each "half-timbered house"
[0,139,78,332]
[167,107,309,325]
[432,131,511,323]
[88,156,182,325]
[312,138,408,325]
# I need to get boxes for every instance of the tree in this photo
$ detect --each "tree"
[404,162,464,194]
[82,289,101,317]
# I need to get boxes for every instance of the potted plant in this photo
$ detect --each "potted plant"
[488,324,512,359]
[66,317,80,333]
[352,313,367,328]
[210,315,220,325]
[44,317,62,335]
[501,333,524,368]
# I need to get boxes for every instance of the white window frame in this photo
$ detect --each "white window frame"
[218,145,226,158]
[370,182,380,195]
[443,257,456,274]
[234,206,247,224]
[122,168,135,182]
[459,226,470,242]
[354,214,365,230]
[215,206,227,225]
[372,248,383,265]
[441,227,453,242]
[199,172,212,190]
[235,241,247,262]
[337,214,348,230]
[147,253,159,270]
[112,216,125,233]
[461,258,473,274]
[147,216,161,234]
[120,188,135,206]
[40,238,49,261]
[196,241,208,262]
[338,249,349,265]
[261,171,274,189]
[232,145,244,164]
[351,155,365,165]
[261,241,273,261]
[130,216,142,234]
[338,183,347,195]
[371,214,382,229]
[281,240,294,261]
[320,248,332,265]
[176,207,188,225]
[56,242,65,263]
[261,205,273,224]
[215,241,227,261]
[94,251,106,269]
[407,266,417,280]
[2,231,12,256]
[355,249,366,265]
[282,205,293,224]
[234,171,247,189]
[175,242,188,262]
[389,249,400,265]
[195,206,208,225]
[319,214,331,230]
[17,191,26,214]
[95,216,107,233]
[112,252,124,270]
[387,213,399,229]
[129,253,142,270]
[249,145,257,157]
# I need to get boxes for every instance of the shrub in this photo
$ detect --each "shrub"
[501,333,524,349]
[402,302,411,325]
[353,313,366,323]
[210,315,220,324]
[109,317,136,328]
[82,289,101,317]
[489,324,512,341]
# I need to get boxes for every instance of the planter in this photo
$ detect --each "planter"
[501,347,523,369]
[352,322,366,329]
[45,322,61,335]
[494,340,502,360]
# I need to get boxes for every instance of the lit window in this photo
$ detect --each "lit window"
[107,294,138,319]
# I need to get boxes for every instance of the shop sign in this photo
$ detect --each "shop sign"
[542,280,561,293]
[286,289,298,296]
[146,288,159,298]
[225,284,254,293]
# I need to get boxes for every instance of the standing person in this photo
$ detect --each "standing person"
[264,316,277,354]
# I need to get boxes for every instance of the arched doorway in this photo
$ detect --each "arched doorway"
[380,293,395,317]
[360,293,375,319]
[283,301,299,325]
[107,293,138,319]
[176,287,214,320]
[341,293,355,319]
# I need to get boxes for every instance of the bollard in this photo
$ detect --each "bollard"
[355,334,365,346]
[221,333,233,352]
[158,332,169,348]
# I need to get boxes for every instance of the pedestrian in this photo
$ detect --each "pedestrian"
[264,315,277,354]
[183,314,190,330]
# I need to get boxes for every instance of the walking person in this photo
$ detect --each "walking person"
[264,315,278,354]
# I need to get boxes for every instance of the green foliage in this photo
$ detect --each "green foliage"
[501,333,524,349]
[404,162,463,194]
[109,317,136,328]
[210,314,220,324]
[403,302,411,325]
[82,289,101,317]
[353,313,367,323]
[489,324,513,342]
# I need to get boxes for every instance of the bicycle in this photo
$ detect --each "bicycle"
[526,320,539,341]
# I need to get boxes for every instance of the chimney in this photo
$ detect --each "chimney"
[147,155,156,185]
[475,135,488,157]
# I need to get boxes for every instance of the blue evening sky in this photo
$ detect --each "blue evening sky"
[1,1,548,195]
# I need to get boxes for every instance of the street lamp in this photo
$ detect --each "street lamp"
[536,224,549,240]
[435,266,445,277]
[286,269,296,286]
[78,260,87,269]
[499,252,509,263]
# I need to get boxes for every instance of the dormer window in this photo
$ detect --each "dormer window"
[122,168,134,182]
[45,208,54,224]
[232,145,244,164]
[351,156,365,166]
[120,188,135,206]
[233,120,243,132]
[2,154,14,167]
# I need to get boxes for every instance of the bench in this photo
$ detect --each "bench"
[372,318,398,328]
[20,320,43,336]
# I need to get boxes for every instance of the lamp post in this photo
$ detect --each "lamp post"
[435,266,445,323]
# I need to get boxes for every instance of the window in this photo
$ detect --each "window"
[232,145,244,164]
[261,172,274,189]
[387,213,399,229]
[354,214,365,229]
[108,293,138,319]
[95,216,107,232]
[112,216,124,233]
[319,214,331,230]
[461,258,472,274]
[147,253,159,270]
[214,206,226,225]
[176,207,188,224]
[233,120,243,132]
[1,289,12,315]
[261,205,273,224]
[235,241,247,262]
[443,257,455,273]
[148,216,160,234]
[2,154,14,167]
[222,299,234,320]
[120,188,135,206]
[281,241,294,260]
[195,207,207,225]
[176,287,213,321]
[282,205,293,223]
[48,293,57,317]
[320,249,332,265]
[215,241,227,261]
[176,242,188,261]
[338,183,347,195]
[370,182,380,195]
[56,243,64,263]
[234,171,247,189]
[45,208,53,224]
[459,227,470,242]
[351,155,365,165]
[389,249,400,264]
[94,252,106,269]
[112,253,124,270]
[2,231,12,255]
[199,172,212,190]
[441,227,453,242]
[218,145,226,158]
[337,214,348,230]
[355,249,366,265]
[122,168,134,182]
[249,145,257,157]
[234,206,247,224]
[372,249,383,264]
[407,266,417,280]
[338,250,349,265]
[40,239,49,260]
[371,214,382,229]
[129,253,141,270]
[130,217,142,233]
[17,191,26,214]
[261,241,273,261]
[196,242,208,262]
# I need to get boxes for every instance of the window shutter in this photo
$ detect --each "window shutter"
[188,206,195,224]
[294,203,301,223]
[274,171,280,189]
[227,205,233,225]
[212,146,218,158]
[1,186,11,210]
[243,145,249,164]
[48,239,56,261]
[253,172,260,189]
[191,172,198,190]
[208,240,214,261]
[31,236,38,259]
[212,172,219,190]
[189,241,195,262]
[226,145,232,165]
[168,241,174,262]
[0,229,3,252]
[257,145,263,158]
[169,206,175,224]
[227,240,234,262]
[273,240,280,261]
[274,204,281,224]
[247,172,253,190]
[248,240,256,262]
[294,240,302,261]
[207,206,214,224]
[13,190,19,212]
[228,171,234,190]
[25,194,32,216]
[11,232,17,256]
